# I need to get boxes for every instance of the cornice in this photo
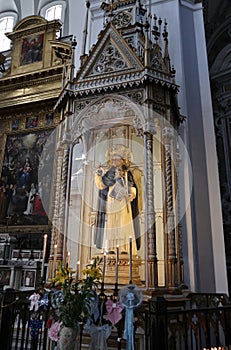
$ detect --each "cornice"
[73,69,177,95]
[0,225,50,234]
[0,88,63,109]
[0,101,56,118]
[7,18,62,41]
[0,66,63,91]
[54,68,177,110]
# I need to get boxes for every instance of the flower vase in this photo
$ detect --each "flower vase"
[58,326,77,350]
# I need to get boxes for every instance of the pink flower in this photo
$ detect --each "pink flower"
[48,321,62,342]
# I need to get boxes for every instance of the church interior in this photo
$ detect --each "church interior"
[0,1,231,349]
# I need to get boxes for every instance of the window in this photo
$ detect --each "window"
[45,5,62,21]
[0,16,14,51]
[40,1,67,36]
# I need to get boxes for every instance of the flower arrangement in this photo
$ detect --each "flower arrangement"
[50,256,102,331]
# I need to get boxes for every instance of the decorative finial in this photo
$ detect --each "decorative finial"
[144,16,150,32]
[152,14,160,43]
[101,0,116,22]
[109,0,115,20]
[163,19,171,73]
[71,36,77,48]
[162,19,168,42]
[144,17,150,67]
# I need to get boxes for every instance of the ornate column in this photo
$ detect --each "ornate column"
[48,143,64,279]
[48,118,72,279]
[175,144,185,287]
[162,127,177,289]
[59,145,70,263]
[144,130,158,288]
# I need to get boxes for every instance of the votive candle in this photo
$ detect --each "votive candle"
[129,236,132,284]
[41,234,47,279]
[115,245,119,285]
[102,251,106,284]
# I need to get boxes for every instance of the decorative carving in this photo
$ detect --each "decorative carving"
[112,10,132,28]
[90,43,129,75]
[125,90,143,103]
[151,46,163,71]
[74,100,91,113]
[84,98,134,123]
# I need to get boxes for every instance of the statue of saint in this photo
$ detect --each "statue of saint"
[94,144,142,253]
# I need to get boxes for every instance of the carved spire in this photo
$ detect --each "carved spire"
[152,14,160,44]
[144,17,150,67]
[80,0,91,67]
[163,19,171,73]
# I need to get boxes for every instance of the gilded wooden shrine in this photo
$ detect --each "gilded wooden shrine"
[0,15,73,290]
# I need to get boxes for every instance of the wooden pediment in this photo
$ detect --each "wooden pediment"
[5,15,62,76]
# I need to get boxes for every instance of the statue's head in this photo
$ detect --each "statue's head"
[105,144,132,169]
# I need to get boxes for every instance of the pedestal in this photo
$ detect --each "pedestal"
[99,252,142,285]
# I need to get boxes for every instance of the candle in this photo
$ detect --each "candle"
[67,251,71,267]
[115,245,119,285]
[41,234,47,279]
[53,244,57,277]
[105,239,108,253]
[129,236,132,284]
[76,260,80,281]
[102,251,106,284]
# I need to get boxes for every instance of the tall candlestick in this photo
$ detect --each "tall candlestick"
[53,244,57,277]
[41,234,47,279]
[102,251,106,284]
[129,236,132,284]
[115,245,119,285]
[76,260,80,281]
[67,251,71,267]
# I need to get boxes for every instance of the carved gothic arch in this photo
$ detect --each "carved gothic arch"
[72,94,146,141]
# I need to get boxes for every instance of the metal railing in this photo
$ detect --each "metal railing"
[0,288,231,350]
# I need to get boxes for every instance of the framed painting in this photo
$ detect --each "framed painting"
[0,128,56,225]
[46,113,53,126]
[0,269,11,286]
[25,116,38,129]
[20,34,44,66]
[12,119,20,131]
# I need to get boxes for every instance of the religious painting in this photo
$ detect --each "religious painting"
[25,116,38,129]
[0,128,56,225]
[0,269,11,286]
[20,34,44,66]
[12,119,20,131]
[46,113,53,126]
